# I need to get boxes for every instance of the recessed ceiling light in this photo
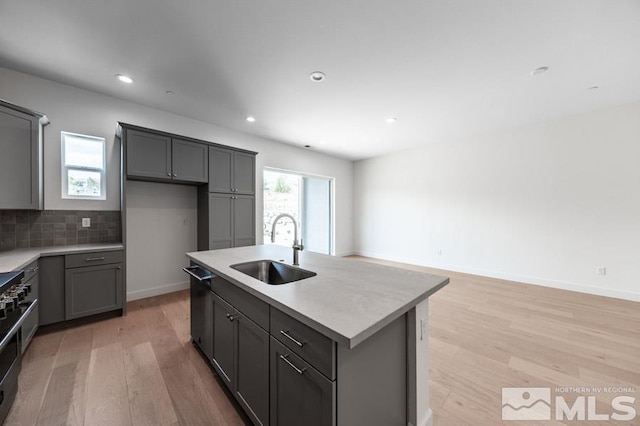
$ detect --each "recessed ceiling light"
[245,116,256,123]
[116,74,133,84]
[386,117,398,124]
[310,71,326,82]
[530,66,549,76]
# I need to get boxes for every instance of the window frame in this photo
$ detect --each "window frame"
[61,131,107,200]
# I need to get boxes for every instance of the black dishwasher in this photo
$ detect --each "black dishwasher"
[183,264,214,361]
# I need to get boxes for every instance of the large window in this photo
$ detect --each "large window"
[61,131,106,199]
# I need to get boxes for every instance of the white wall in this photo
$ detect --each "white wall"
[354,101,640,301]
[0,66,354,299]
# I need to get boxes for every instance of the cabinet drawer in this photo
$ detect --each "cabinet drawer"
[212,276,269,331]
[22,260,39,282]
[271,308,336,380]
[65,250,123,268]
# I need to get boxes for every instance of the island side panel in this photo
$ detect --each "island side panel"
[407,299,431,426]
[336,314,407,426]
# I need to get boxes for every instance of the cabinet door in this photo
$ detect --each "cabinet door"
[233,152,256,195]
[126,129,172,180]
[212,293,235,388]
[208,193,233,249]
[38,256,65,326]
[190,281,213,360]
[65,263,123,320]
[235,316,270,426]
[208,146,233,192]
[270,338,335,426]
[172,139,208,183]
[234,195,255,247]
[0,104,41,209]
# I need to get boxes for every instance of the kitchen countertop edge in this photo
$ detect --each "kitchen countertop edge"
[0,243,125,272]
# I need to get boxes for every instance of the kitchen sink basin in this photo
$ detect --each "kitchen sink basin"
[230,260,317,285]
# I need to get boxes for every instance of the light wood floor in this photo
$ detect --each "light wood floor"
[6,257,640,426]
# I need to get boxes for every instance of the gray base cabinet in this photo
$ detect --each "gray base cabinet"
[0,100,47,210]
[270,338,335,426]
[39,250,124,326]
[210,290,269,426]
[212,293,235,387]
[189,263,410,426]
[38,256,65,326]
[65,263,123,320]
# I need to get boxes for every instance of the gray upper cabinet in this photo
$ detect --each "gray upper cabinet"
[126,130,172,180]
[125,128,208,184]
[172,138,208,182]
[208,147,256,194]
[0,100,48,210]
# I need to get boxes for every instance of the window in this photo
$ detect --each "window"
[263,168,333,255]
[61,131,106,199]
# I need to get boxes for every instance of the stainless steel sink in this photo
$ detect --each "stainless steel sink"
[230,260,317,285]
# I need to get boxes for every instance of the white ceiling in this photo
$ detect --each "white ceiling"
[1,0,639,160]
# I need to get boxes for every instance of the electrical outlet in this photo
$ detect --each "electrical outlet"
[81,218,91,228]
[596,267,607,276]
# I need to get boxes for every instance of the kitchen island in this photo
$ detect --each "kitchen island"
[187,245,448,426]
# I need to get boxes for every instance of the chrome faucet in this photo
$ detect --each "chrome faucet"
[270,213,304,266]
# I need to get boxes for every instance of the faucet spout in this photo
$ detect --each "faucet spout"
[270,213,304,265]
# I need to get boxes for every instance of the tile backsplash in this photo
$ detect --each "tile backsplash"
[0,210,121,251]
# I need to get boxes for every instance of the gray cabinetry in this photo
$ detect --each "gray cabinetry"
[125,128,208,183]
[172,138,208,183]
[65,263,123,320]
[38,256,65,326]
[39,250,124,326]
[126,129,171,180]
[19,260,39,353]
[270,338,335,426]
[198,191,255,250]
[0,100,48,210]
[212,292,235,387]
[208,147,255,195]
[208,278,270,426]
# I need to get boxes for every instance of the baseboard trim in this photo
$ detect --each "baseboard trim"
[127,280,189,301]
[408,409,433,426]
[353,251,640,302]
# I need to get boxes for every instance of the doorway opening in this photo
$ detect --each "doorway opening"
[263,168,333,255]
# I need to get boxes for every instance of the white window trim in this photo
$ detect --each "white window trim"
[61,131,106,200]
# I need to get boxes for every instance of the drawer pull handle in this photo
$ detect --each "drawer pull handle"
[280,330,305,347]
[85,257,106,262]
[280,354,305,375]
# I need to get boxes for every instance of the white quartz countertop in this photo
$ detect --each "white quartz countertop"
[0,243,124,272]
[187,245,449,348]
